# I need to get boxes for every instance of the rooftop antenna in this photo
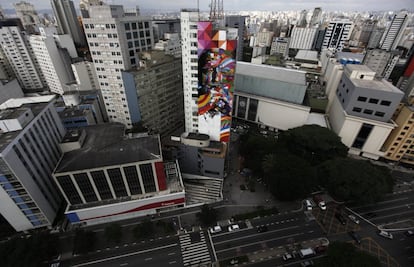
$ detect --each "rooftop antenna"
[209,0,224,21]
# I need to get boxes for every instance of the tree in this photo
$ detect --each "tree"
[0,231,60,267]
[265,153,317,200]
[278,125,348,165]
[73,229,96,254]
[133,220,154,239]
[318,158,394,204]
[104,223,123,243]
[316,242,380,267]
[196,204,218,226]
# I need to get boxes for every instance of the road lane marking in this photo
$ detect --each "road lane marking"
[168,252,176,255]
[120,263,128,266]
[169,261,176,264]
[145,258,152,261]
[215,232,303,253]
[71,243,178,267]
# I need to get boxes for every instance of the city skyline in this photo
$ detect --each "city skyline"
[2,0,413,12]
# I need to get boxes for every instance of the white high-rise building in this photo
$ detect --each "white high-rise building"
[322,20,353,51]
[180,9,237,142]
[29,27,76,95]
[180,10,200,134]
[0,19,45,91]
[13,1,40,33]
[290,26,317,50]
[380,12,408,51]
[82,4,154,127]
[0,95,65,232]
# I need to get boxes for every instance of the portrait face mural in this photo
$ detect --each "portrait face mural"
[197,21,237,142]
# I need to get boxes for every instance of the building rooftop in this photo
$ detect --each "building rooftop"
[295,50,318,62]
[235,62,307,105]
[54,123,162,173]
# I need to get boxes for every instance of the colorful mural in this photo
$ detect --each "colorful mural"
[197,21,237,142]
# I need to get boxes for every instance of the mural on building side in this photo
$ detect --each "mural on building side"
[197,21,237,142]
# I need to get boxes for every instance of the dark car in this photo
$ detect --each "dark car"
[405,230,414,237]
[257,225,268,233]
[348,231,361,244]
[335,213,347,225]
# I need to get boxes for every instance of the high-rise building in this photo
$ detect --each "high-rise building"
[0,95,65,232]
[290,26,317,50]
[367,26,385,49]
[271,37,290,57]
[309,7,322,27]
[127,51,184,138]
[225,15,247,61]
[322,20,353,51]
[79,0,104,18]
[329,64,403,159]
[297,10,308,27]
[82,4,154,128]
[380,12,408,51]
[29,27,76,95]
[180,9,237,142]
[13,1,40,33]
[359,20,377,47]
[71,60,100,91]
[51,0,87,48]
[363,48,400,79]
[0,19,45,92]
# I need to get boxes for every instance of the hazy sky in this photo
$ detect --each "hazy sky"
[3,0,413,12]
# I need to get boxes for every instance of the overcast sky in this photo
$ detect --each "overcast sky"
[3,0,413,12]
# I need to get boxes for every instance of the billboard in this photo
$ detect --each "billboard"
[197,21,237,142]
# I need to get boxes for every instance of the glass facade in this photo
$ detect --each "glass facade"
[139,163,156,193]
[90,170,113,200]
[73,173,98,203]
[56,175,83,205]
[123,165,142,195]
[107,168,128,198]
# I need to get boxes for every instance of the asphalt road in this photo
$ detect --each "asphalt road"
[210,211,325,261]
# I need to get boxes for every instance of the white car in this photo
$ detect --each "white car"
[378,230,393,239]
[318,201,327,210]
[348,214,360,224]
[209,225,222,234]
[228,224,240,232]
[282,252,295,261]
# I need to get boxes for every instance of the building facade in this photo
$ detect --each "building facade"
[0,95,65,232]
[128,51,184,138]
[13,1,40,33]
[380,12,408,51]
[51,0,87,48]
[82,4,154,128]
[53,124,185,226]
[0,19,45,92]
[29,28,75,95]
[329,64,403,159]
[322,20,353,51]
[181,9,238,142]
[290,27,317,50]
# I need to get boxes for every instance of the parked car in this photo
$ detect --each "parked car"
[335,213,347,225]
[378,230,393,239]
[257,225,268,233]
[313,195,327,210]
[348,214,360,224]
[301,260,314,266]
[228,224,240,232]
[282,252,295,261]
[405,230,414,237]
[304,199,313,211]
[209,225,222,234]
[348,231,362,244]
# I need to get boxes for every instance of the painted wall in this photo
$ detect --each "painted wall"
[197,21,237,142]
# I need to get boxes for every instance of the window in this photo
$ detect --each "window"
[357,96,367,102]
[140,164,156,193]
[374,111,385,117]
[90,170,113,200]
[123,166,142,195]
[369,98,379,104]
[363,109,373,115]
[56,175,82,205]
[107,168,128,197]
[381,100,391,106]
[73,173,98,203]
[126,32,132,39]
[131,23,137,30]
[124,23,130,30]
[352,107,362,112]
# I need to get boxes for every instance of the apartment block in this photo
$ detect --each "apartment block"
[0,95,65,232]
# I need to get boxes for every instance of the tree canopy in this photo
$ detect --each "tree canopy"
[277,124,348,165]
[317,158,394,204]
[316,242,380,267]
[196,204,218,226]
[264,153,316,200]
[104,223,123,243]
[0,231,60,267]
